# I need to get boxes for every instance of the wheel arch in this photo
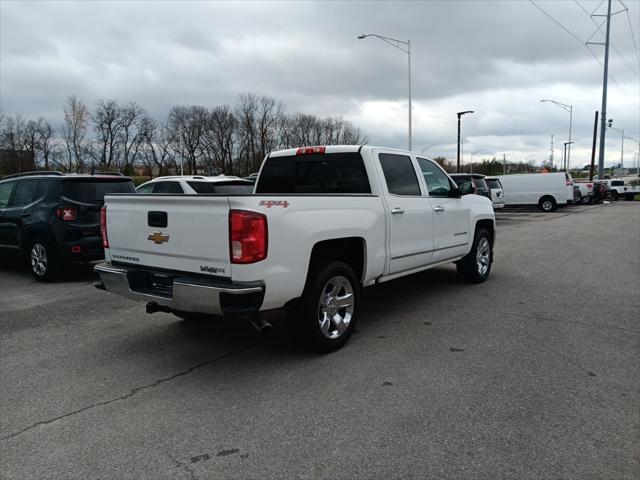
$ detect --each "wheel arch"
[307,237,367,286]
[21,224,55,252]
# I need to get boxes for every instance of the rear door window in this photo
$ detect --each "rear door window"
[0,181,16,207]
[378,153,421,196]
[256,152,371,194]
[475,178,489,192]
[9,180,44,207]
[152,181,184,194]
[136,183,154,193]
[63,179,135,203]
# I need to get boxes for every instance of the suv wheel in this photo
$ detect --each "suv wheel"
[289,261,359,353]
[456,228,492,284]
[610,191,619,201]
[29,238,59,281]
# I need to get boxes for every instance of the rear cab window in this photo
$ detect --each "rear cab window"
[62,178,135,203]
[611,180,624,186]
[187,181,254,194]
[256,152,371,194]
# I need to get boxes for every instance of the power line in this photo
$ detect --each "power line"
[529,0,586,46]
[575,0,639,77]
[623,6,640,70]
[530,0,639,107]
[587,44,639,107]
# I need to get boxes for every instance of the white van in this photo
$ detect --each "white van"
[496,172,568,212]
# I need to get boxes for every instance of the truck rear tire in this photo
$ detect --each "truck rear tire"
[289,261,360,353]
[611,191,619,201]
[456,228,492,284]
[538,196,557,212]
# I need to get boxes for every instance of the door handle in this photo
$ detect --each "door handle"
[20,213,30,218]
[434,205,445,212]
[391,207,405,215]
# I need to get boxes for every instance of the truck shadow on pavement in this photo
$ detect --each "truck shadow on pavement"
[142,265,466,360]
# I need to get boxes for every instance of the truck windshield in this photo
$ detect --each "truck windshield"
[256,152,371,194]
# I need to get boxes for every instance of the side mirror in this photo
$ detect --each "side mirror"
[458,181,475,195]
[449,187,462,198]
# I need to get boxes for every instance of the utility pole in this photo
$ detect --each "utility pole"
[503,153,506,175]
[456,110,474,173]
[549,134,554,169]
[593,0,613,179]
[589,111,598,181]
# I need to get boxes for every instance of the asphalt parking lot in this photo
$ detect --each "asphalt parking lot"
[1,201,639,479]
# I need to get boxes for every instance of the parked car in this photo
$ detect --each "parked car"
[449,173,491,199]
[95,145,495,352]
[600,179,639,201]
[484,177,506,210]
[496,172,568,212]
[573,180,596,203]
[136,175,254,194]
[0,171,135,280]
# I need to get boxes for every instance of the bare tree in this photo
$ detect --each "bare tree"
[61,95,90,172]
[168,105,207,175]
[119,102,147,174]
[92,99,123,170]
[0,113,26,150]
[203,105,237,175]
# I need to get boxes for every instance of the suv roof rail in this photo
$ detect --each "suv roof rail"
[3,171,65,179]
[93,171,124,176]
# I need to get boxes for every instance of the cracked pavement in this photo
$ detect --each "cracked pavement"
[1,202,638,479]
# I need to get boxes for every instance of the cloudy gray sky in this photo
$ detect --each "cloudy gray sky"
[1,0,639,168]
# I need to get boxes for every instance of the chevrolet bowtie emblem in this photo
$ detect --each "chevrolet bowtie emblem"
[148,231,170,244]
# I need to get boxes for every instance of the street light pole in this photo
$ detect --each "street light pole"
[540,99,573,171]
[563,142,574,171]
[457,110,474,173]
[421,144,437,154]
[358,33,412,150]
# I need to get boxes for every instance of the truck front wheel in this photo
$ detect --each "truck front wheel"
[610,191,619,201]
[456,229,492,284]
[289,261,360,353]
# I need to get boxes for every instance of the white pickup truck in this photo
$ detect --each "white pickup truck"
[95,146,496,351]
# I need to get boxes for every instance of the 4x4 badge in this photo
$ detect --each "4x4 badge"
[148,231,170,244]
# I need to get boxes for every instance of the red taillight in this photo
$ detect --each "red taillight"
[296,146,326,155]
[100,206,109,248]
[229,210,267,264]
[587,183,593,188]
[70,245,82,254]
[565,180,572,186]
[55,206,77,221]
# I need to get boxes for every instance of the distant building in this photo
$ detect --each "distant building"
[0,149,36,177]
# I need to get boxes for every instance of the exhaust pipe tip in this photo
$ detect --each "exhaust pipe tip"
[146,302,171,315]
[250,316,272,334]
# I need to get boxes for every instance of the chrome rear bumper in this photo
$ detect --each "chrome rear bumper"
[94,262,264,316]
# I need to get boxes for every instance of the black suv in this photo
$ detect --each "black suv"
[449,173,491,199]
[0,172,135,280]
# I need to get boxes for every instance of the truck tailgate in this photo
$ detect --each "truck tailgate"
[104,195,232,277]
